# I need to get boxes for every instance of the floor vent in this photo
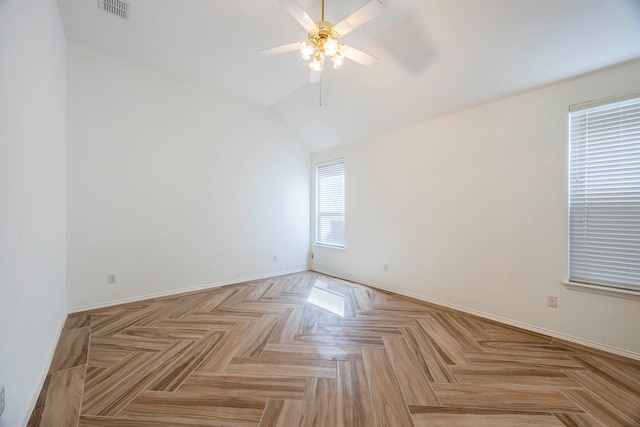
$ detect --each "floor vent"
[99,0,129,20]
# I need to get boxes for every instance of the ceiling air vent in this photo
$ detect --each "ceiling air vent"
[98,0,129,20]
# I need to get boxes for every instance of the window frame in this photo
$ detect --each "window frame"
[314,158,346,249]
[568,92,640,294]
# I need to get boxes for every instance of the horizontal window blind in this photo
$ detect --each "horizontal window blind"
[316,161,345,247]
[569,95,640,290]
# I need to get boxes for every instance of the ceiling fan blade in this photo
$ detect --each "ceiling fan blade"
[341,45,379,67]
[334,0,382,37]
[279,0,317,32]
[259,42,301,56]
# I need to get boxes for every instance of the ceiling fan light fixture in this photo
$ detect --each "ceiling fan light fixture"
[300,42,315,60]
[324,37,339,57]
[332,53,344,69]
[309,53,324,71]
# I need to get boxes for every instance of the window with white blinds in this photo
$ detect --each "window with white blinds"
[569,95,640,291]
[316,160,345,248]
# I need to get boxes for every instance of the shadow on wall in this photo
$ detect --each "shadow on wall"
[377,15,435,75]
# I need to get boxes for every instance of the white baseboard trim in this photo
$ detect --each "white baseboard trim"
[68,269,307,314]
[313,269,640,362]
[23,311,67,426]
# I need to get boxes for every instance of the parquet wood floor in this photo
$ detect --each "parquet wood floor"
[28,272,640,426]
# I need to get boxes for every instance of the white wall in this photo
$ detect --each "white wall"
[0,0,68,425]
[312,60,640,356]
[66,42,310,310]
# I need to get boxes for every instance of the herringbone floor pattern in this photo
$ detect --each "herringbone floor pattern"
[28,272,640,426]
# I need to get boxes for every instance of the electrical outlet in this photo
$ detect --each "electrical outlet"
[547,296,557,308]
[384,264,389,272]
[272,255,278,262]
[0,384,5,417]
[107,274,117,284]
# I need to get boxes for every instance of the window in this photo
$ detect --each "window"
[569,94,640,291]
[316,160,345,247]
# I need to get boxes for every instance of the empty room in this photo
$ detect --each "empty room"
[2,0,640,426]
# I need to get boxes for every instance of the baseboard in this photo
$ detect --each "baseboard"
[22,310,67,426]
[312,269,640,362]
[68,269,307,314]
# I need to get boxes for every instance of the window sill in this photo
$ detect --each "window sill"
[563,281,640,301]
[313,243,346,250]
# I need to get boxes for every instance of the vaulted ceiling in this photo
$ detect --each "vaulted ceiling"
[57,0,640,151]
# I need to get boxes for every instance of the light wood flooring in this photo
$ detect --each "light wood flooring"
[28,271,640,426]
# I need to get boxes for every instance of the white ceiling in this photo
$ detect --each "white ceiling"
[57,0,640,151]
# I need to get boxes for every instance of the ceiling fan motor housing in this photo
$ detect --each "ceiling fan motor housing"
[308,21,341,59]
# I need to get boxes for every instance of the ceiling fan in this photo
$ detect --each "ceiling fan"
[260,0,383,83]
